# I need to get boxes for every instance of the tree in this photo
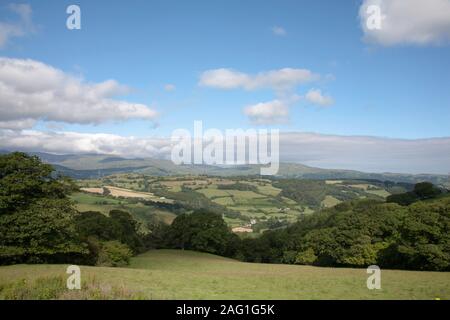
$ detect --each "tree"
[239,196,450,271]
[108,210,144,253]
[0,153,86,265]
[386,192,418,206]
[168,209,235,256]
[0,198,88,264]
[413,182,442,199]
[381,201,450,271]
[0,152,76,215]
[386,182,442,206]
[75,211,122,241]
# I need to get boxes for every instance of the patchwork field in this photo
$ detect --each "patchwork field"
[73,174,397,232]
[1,250,449,300]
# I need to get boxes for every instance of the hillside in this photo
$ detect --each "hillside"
[17,151,449,186]
[1,250,449,300]
[73,174,404,230]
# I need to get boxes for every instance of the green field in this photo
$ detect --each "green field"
[70,192,177,226]
[1,250,449,300]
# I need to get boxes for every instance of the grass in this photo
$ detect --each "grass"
[366,189,391,198]
[70,192,176,226]
[0,276,144,300]
[1,250,449,300]
[322,195,341,208]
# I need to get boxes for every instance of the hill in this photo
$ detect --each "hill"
[0,249,449,299]
[17,151,449,186]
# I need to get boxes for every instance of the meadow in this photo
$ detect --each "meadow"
[70,192,177,226]
[1,250,449,300]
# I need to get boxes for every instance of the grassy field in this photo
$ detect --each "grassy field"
[1,250,449,300]
[321,195,341,208]
[70,192,177,226]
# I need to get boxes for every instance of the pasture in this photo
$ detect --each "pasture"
[0,250,449,300]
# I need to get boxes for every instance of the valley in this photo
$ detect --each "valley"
[73,173,403,231]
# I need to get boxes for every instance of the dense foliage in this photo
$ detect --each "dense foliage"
[0,153,87,264]
[273,179,383,209]
[0,153,141,266]
[74,210,144,265]
[240,197,450,271]
[387,182,442,206]
[166,209,240,256]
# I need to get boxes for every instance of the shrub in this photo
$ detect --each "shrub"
[96,241,133,267]
[295,248,317,265]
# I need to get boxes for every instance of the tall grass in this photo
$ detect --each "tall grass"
[0,276,146,300]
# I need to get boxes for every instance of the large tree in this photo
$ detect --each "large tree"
[168,209,235,256]
[0,152,87,264]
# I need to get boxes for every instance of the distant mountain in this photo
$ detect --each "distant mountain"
[3,151,449,186]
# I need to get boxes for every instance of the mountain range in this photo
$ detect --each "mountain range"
[2,151,445,186]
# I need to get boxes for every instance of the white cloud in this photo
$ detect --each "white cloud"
[0,3,34,48]
[305,89,334,106]
[272,26,287,36]
[1,129,449,174]
[0,129,172,158]
[200,68,326,124]
[199,68,319,91]
[360,0,450,46]
[0,57,158,128]
[164,84,176,91]
[243,100,290,125]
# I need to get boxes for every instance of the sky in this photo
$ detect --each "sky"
[0,0,450,174]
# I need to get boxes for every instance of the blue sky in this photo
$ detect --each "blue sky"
[1,0,449,137]
[1,0,450,173]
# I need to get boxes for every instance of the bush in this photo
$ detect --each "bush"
[295,248,317,265]
[96,241,133,267]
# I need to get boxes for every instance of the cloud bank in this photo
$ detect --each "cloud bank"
[0,129,172,159]
[1,129,449,174]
